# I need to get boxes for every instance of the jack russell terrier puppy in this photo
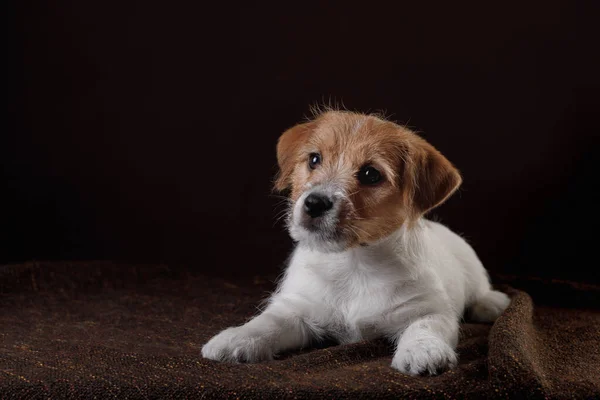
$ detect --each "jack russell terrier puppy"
[202,110,510,375]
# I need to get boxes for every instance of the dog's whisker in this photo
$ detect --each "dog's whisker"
[273,210,291,227]
[348,224,370,237]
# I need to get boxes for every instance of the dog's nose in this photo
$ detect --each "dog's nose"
[304,193,333,218]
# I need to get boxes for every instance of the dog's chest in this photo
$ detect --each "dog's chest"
[306,251,412,342]
[332,289,392,342]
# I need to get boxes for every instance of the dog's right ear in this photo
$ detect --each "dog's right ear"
[274,122,315,192]
[402,136,462,217]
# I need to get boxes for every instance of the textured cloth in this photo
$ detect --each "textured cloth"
[1,262,599,399]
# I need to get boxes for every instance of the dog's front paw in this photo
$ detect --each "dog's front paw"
[201,326,273,363]
[391,337,457,376]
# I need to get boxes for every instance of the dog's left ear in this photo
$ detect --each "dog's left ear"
[404,138,462,216]
[274,121,315,191]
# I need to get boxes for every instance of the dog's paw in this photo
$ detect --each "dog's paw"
[391,337,457,376]
[201,326,273,363]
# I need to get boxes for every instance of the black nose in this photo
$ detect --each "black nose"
[304,193,333,218]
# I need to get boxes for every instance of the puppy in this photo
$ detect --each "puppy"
[202,110,510,375]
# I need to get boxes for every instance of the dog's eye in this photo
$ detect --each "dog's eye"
[308,153,321,169]
[357,165,382,185]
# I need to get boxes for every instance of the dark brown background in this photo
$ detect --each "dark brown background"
[5,2,599,283]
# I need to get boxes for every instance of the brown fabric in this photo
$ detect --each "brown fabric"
[1,262,599,399]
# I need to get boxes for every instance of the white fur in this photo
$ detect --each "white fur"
[202,219,510,375]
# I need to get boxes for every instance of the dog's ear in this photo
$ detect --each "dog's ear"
[274,121,315,191]
[403,137,462,216]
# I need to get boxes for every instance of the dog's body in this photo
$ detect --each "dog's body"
[202,110,510,375]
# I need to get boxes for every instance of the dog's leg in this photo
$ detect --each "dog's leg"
[467,289,511,322]
[201,298,316,363]
[391,313,459,375]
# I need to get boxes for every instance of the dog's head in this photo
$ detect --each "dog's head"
[275,110,461,252]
